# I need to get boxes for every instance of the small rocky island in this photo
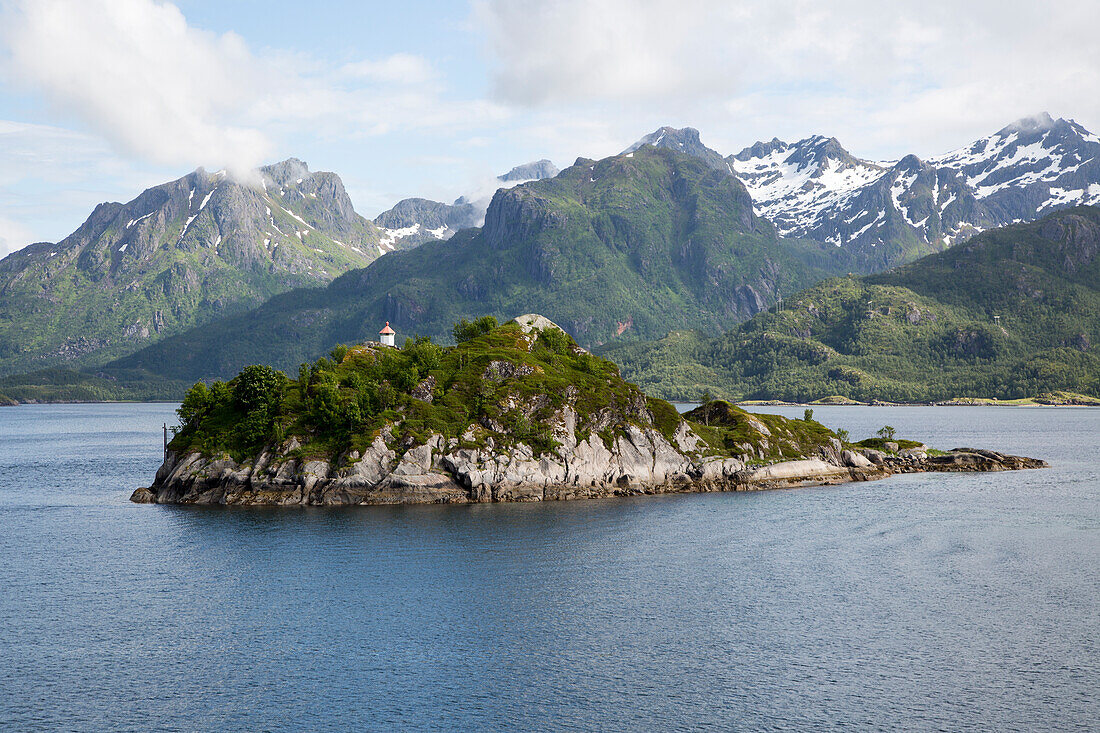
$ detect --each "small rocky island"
[133,315,1046,506]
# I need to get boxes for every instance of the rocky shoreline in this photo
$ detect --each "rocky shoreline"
[132,421,1047,507]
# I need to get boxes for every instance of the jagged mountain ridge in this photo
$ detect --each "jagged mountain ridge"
[373,198,484,251]
[0,159,383,375]
[626,114,1100,271]
[373,159,560,249]
[624,126,729,172]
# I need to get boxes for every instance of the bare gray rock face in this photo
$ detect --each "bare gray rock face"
[842,449,874,468]
[410,375,436,403]
[860,448,888,465]
[132,406,1046,507]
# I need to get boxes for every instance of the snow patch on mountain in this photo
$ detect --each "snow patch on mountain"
[730,136,887,236]
[126,212,153,228]
[379,223,419,249]
[713,114,1100,267]
[197,186,216,212]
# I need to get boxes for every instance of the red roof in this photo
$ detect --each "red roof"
[379,321,395,335]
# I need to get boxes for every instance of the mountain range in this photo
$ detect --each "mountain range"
[1,113,1098,403]
[0,156,560,377]
[95,145,852,385]
[600,205,1100,402]
[636,113,1100,270]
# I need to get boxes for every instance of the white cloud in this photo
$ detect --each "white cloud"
[0,0,508,175]
[476,0,1100,159]
[0,0,513,252]
[0,213,32,257]
[1,0,272,175]
[1,0,1098,256]
[476,0,697,105]
[0,119,143,187]
[340,53,437,85]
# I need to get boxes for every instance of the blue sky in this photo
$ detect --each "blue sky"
[1,0,1098,255]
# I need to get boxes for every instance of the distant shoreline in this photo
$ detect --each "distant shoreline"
[0,399,178,407]
[5,397,1099,408]
[672,396,1100,409]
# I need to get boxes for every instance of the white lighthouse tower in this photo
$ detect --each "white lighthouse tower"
[379,321,396,347]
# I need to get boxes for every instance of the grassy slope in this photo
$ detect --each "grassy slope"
[601,206,1100,402]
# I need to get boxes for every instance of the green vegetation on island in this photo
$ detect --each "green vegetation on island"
[137,315,1046,507]
[169,316,848,467]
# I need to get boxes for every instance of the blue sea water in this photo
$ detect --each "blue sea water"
[1,403,1098,731]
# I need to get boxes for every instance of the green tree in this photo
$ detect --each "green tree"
[803,408,814,422]
[877,425,896,440]
[538,327,573,355]
[228,366,287,446]
[177,382,212,429]
[405,336,444,375]
[453,315,498,343]
[309,377,343,427]
[233,365,286,414]
[210,381,231,404]
[329,344,349,363]
[297,363,310,399]
[700,389,714,426]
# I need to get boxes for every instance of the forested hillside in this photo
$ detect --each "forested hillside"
[601,206,1100,402]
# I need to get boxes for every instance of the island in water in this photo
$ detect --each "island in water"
[133,315,1046,506]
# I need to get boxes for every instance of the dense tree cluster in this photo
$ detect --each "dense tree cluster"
[167,319,637,462]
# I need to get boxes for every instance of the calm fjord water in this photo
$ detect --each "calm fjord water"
[1,403,1098,731]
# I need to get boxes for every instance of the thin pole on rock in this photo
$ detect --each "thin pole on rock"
[163,423,168,460]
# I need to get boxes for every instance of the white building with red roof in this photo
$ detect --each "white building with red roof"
[379,321,396,347]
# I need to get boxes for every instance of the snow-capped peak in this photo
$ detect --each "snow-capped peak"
[729,134,887,236]
[930,113,1100,201]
